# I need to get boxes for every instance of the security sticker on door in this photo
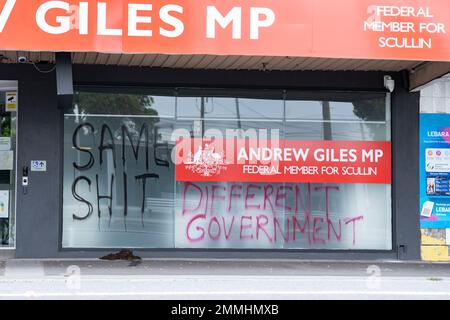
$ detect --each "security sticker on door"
[31,160,47,172]
[5,92,17,112]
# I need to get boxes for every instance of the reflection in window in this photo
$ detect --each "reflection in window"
[177,97,284,120]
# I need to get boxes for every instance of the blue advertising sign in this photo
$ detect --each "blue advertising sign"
[420,114,450,228]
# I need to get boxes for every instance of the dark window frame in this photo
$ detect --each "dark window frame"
[60,85,395,254]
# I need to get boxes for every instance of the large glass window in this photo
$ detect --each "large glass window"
[63,89,391,250]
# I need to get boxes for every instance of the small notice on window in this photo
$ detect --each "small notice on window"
[5,92,17,112]
[0,137,11,151]
[0,190,9,219]
[0,151,13,170]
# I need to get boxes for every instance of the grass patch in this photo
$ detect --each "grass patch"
[427,277,443,282]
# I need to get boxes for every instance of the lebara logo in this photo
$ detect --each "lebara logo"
[428,131,450,137]
[184,144,228,177]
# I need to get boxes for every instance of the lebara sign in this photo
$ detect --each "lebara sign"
[420,114,450,228]
[0,0,449,61]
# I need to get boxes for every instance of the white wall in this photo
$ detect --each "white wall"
[420,74,450,113]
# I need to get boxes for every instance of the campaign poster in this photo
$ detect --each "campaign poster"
[175,138,391,184]
[420,114,450,228]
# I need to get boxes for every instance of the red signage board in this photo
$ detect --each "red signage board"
[175,138,392,184]
[0,0,449,61]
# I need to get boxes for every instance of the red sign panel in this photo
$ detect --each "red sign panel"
[175,138,392,184]
[0,0,449,61]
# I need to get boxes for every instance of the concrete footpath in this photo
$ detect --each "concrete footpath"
[0,259,449,299]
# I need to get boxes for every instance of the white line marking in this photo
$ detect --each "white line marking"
[1,290,450,298]
[1,276,450,283]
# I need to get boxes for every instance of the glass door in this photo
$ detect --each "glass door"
[0,83,17,248]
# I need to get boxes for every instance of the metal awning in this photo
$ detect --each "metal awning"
[0,51,422,71]
[1,51,450,90]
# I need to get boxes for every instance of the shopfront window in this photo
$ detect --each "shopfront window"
[63,89,392,250]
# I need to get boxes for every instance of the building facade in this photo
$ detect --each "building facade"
[0,0,448,260]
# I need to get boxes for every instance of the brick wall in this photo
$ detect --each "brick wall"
[421,229,450,262]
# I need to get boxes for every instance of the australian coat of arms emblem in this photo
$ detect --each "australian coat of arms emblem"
[184,144,228,177]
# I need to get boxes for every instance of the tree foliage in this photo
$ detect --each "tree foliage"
[352,98,385,122]
[352,97,387,140]
[73,92,157,116]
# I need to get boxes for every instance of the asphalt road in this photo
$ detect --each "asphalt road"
[0,259,450,300]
